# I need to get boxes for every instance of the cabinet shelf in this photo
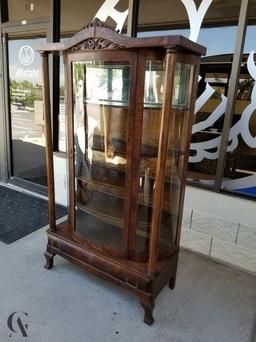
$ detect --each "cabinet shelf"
[77,191,171,228]
[77,189,174,229]
[79,147,184,174]
[76,198,174,257]
[77,174,180,212]
[75,205,174,258]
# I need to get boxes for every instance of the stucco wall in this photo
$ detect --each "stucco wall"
[181,186,256,275]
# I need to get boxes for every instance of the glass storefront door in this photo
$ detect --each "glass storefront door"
[3,26,47,188]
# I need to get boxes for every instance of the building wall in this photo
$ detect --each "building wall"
[181,186,256,275]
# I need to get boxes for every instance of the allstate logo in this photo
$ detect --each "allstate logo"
[18,45,34,66]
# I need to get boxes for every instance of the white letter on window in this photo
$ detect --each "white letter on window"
[94,0,128,32]
[180,0,213,42]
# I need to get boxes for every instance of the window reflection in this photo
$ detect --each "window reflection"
[144,61,164,105]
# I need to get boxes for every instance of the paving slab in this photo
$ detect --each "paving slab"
[0,226,255,342]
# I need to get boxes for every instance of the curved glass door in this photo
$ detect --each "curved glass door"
[72,60,130,252]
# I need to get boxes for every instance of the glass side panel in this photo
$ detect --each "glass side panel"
[159,63,194,256]
[136,61,194,260]
[72,61,130,251]
[59,56,66,152]
[136,60,165,258]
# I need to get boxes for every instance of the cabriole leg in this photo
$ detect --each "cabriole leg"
[44,248,55,270]
[168,275,176,290]
[140,298,155,325]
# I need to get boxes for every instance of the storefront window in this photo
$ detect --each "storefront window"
[8,0,50,22]
[221,6,256,197]
[61,0,128,35]
[138,0,241,187]
[56,0,256,200]
[188,55,232,185]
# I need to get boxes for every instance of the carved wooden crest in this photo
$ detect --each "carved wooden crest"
[71,38,123,51]
[84,17,117,31]
[70,18,124,51]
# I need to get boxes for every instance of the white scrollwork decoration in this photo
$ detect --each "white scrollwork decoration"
[238,51,256,148]
[190,136,221,162]
[94,0,256,192]
[193,95,227,134]
[223,51,256,152]
[190,94,227,162]
[173,0,228,163]
[180,0,214,42]
[94,0,128,32]
[191,51,256,163]
[194,82,215,116]
[180,0,256,175]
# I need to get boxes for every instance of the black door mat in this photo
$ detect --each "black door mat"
[0,185,67,244]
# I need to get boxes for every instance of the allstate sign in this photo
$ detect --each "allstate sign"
[16,45,39,79]
[18,45,34,66]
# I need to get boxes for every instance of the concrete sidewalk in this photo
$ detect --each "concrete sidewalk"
[0,226,255,342]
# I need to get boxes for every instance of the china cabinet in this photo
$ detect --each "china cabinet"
[39,19,205,325]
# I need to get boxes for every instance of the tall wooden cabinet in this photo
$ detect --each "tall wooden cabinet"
[39,19,205,325]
